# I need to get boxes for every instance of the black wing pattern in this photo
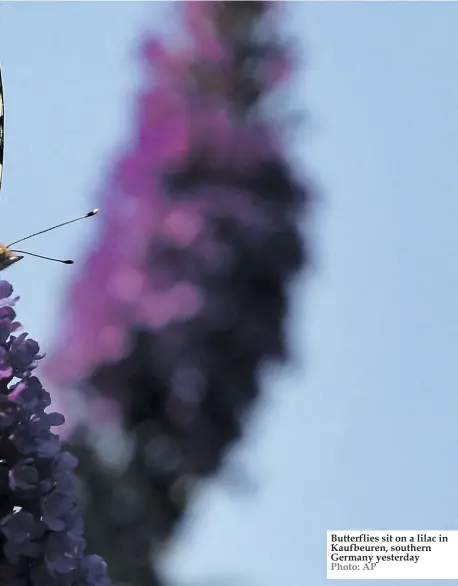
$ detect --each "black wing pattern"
[0,64,3,194]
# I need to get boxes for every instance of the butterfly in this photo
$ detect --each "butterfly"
[0,63,98,271]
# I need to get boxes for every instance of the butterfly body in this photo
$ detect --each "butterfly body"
[0,244,23,271]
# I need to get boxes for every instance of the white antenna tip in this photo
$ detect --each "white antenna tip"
[87,208,99,217]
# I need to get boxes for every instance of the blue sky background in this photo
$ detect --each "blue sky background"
[1,2,458,586]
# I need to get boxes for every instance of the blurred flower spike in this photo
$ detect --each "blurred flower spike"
[0,281,112,586]
[44,2,311,584]
[45,1,308,398]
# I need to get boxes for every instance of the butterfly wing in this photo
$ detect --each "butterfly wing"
[0,64,3,195]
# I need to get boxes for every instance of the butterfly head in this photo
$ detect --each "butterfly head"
[0,245,23,271]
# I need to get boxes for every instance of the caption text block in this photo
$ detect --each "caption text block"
[327,530,458,580]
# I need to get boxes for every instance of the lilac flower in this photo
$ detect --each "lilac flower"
[45,2,306,395]
[0,281,112,586]
[45,2,311,584]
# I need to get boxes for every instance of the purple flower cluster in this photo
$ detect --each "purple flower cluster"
[44,2,311,584]
[44,1,304,399]
[0,281,111,586]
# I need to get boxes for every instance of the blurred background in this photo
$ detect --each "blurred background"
[1,2,458,586]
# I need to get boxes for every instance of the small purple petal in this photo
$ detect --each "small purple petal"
[9,460,39,491]
[0,281,13,299]
[47,412,65,427]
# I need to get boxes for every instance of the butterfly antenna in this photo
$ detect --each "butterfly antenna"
[7,209,99,247]
[10,249,74,264]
